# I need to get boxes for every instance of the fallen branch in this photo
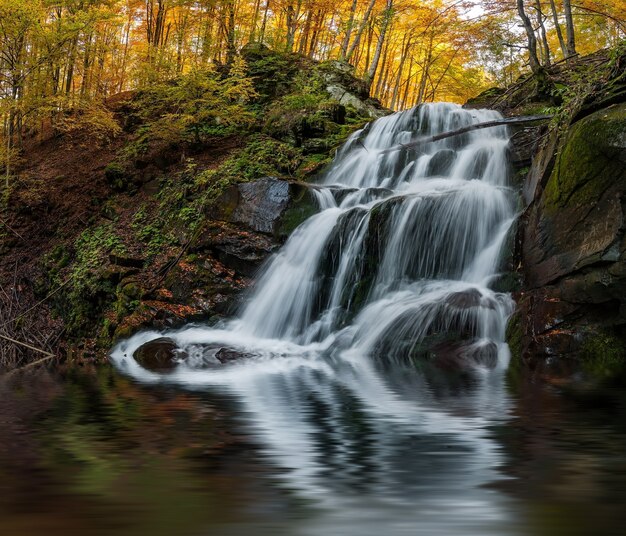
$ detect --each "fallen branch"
[0,215,25,241]
[0,333,56,358]
[379,115,552,155]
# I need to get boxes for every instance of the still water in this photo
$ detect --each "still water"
[1,364,625,536]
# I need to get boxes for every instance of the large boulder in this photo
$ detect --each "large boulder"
[211,177,320,239]
[516,104,626,359]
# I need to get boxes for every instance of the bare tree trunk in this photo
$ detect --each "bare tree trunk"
[345,0,377,62]
[548,0,568,59]
[364,0,393,94]
[374,34,393,97]
[249,0,262,42]
[390,32,410,110]
[534,0,551,67]
[516,0,541,74]
[341,0,358,60]
[260,1,271,43]
[562,0,576,57]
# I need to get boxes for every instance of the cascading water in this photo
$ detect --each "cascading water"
[111,103,519,534]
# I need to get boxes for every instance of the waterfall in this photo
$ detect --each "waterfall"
[110,103,518,527]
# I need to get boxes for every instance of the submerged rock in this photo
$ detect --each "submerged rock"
[445,289,482,309]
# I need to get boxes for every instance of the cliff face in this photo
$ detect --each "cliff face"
[500,46,626,369]
[514,105,626,360]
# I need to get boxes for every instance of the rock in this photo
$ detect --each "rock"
[509,124,546,171]
[445,288,482,309]
[325,85,387,119]
[231,178,291,234]
[133,337,184,372]
[426,149,455,176]
[302,138,330,155]
[195,221,278,276]
[517,103,626,358]
[214,347,255,363]
[211,177,319,239]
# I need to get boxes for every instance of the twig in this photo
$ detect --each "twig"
[0,215,24,241]
[0,333,55,357]
[0,277,72,328]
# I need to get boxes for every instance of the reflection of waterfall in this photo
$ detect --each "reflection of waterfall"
[111,103,519,534]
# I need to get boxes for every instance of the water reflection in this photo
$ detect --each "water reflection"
[1,365,626,535]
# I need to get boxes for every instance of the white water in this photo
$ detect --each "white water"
[111,103,519,534]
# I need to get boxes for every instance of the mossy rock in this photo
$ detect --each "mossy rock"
[105,161,133,192]
[276,184,319,239]
[543,104,626,213]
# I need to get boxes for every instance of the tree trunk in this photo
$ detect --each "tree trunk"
[390,33,410,110]
[345,0,377,62]
[341,0,358,60]
[516,0,541,74]
[534,0,551,67]
[365,0,393,94]
[548,0,568,59]
[562,0,576,57]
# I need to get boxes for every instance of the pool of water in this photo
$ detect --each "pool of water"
[1,363,625,535]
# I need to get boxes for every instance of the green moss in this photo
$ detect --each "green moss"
[580,331,626,380]
[41,225,127,338]
[277,190,318,238]
[542,104,626,214]
[104,162,131,191]
[208,135,304,182]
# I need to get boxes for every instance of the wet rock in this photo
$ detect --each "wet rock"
[195,221,278,276]
[445,288,482,309]
[211,178,319,239]
[508,124,546,171]
[214,347,255,364]
[231,178,291,234]
[426,149,456,176]
[517,103,626,358]
[133,337,185,372]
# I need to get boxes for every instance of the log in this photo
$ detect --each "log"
[379,115,552,155]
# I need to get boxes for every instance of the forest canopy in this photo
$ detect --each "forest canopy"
[0,0,624,176]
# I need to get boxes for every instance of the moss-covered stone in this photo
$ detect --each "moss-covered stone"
[276,196,318,238]
[580,331,626,379]
[542,104,626,214]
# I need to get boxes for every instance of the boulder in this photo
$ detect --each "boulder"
[133,337,184,372]
[516,103,626,358]
[211,177,319,239]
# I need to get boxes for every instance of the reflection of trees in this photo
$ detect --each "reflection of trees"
[0,366,297,536]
